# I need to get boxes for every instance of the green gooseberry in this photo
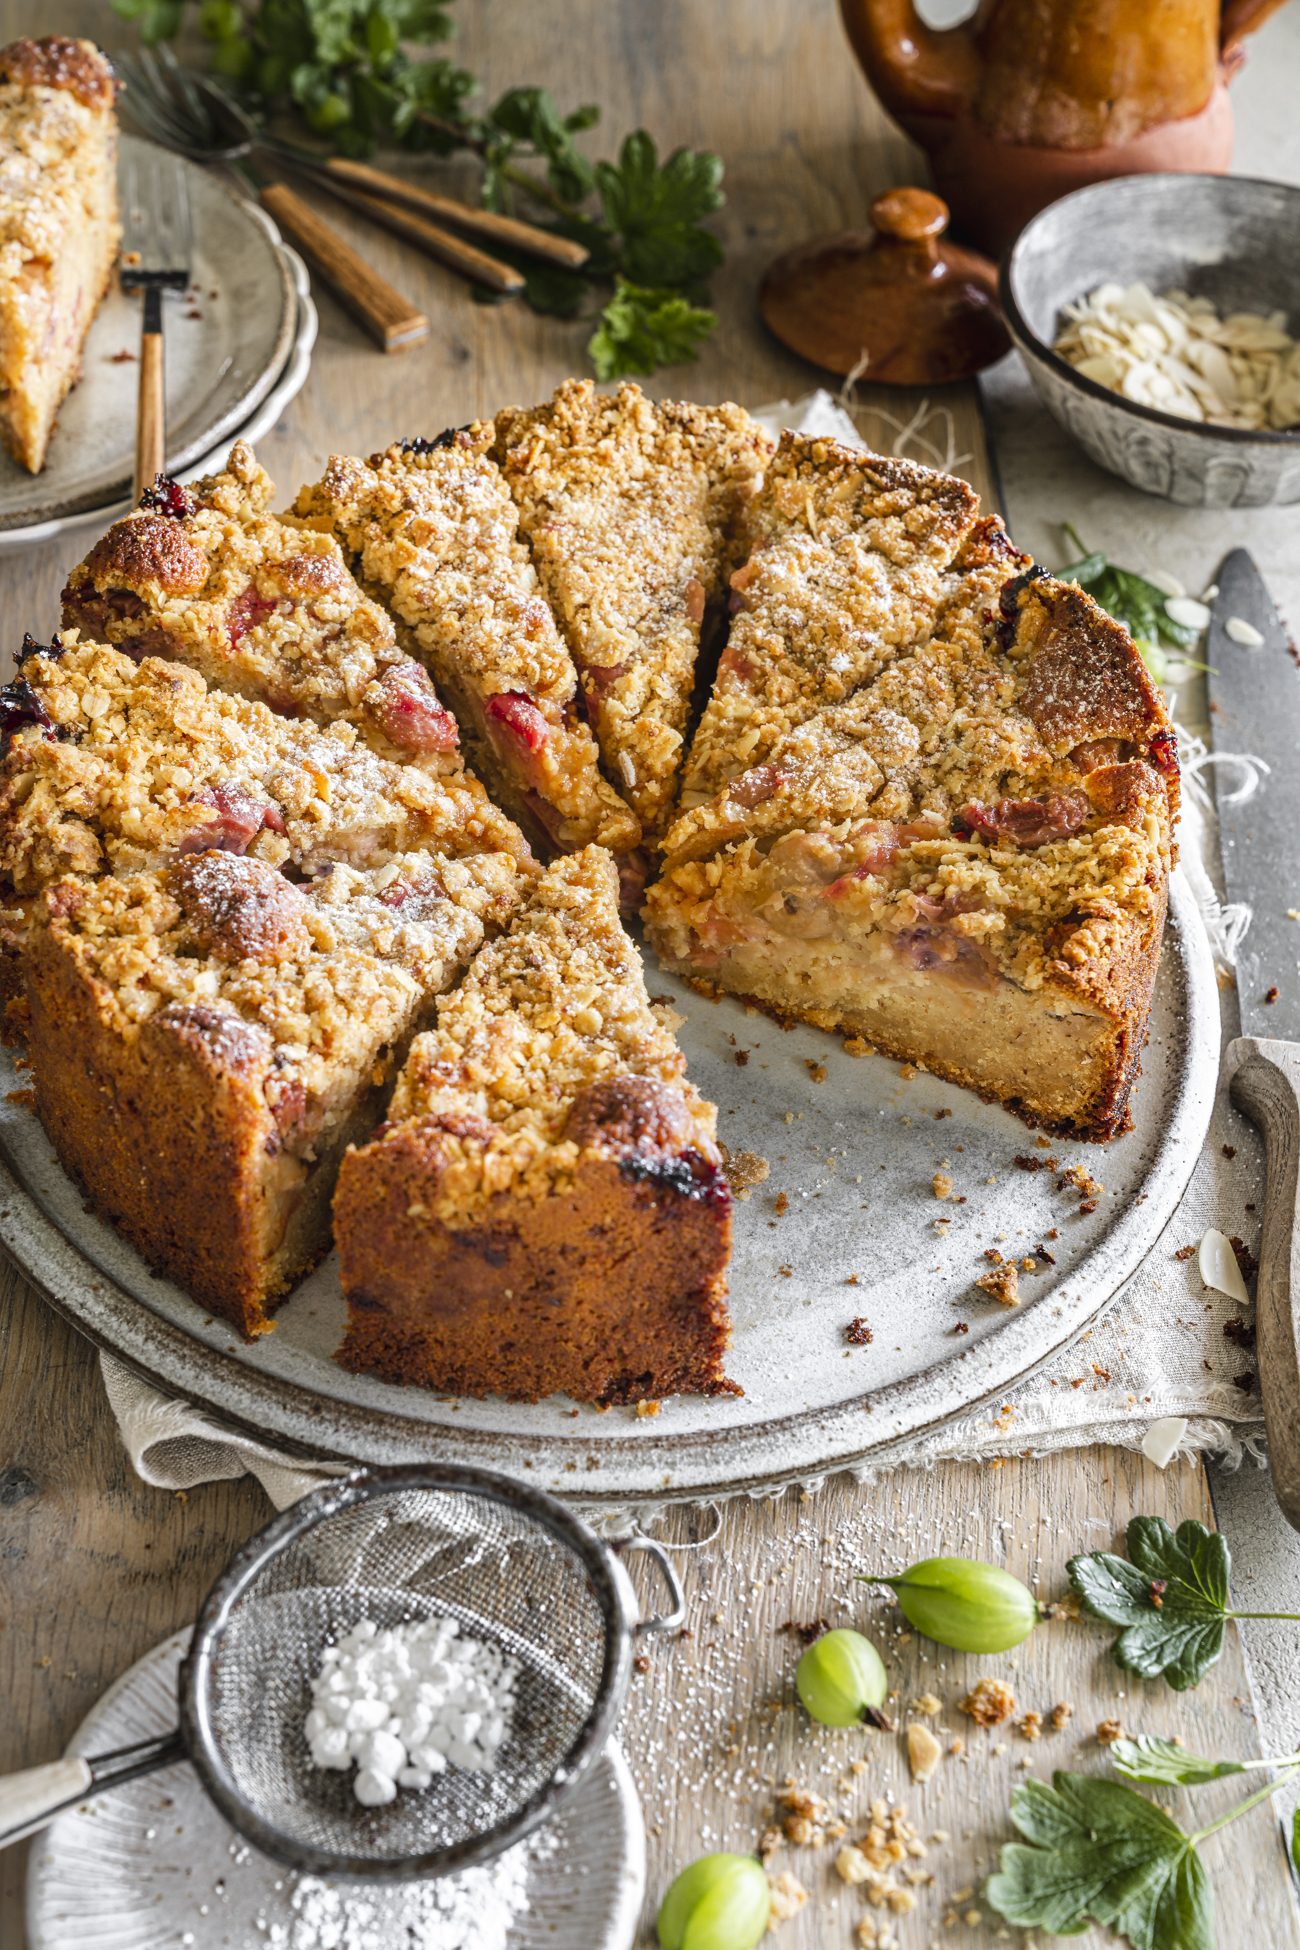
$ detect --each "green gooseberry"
[861,1556,1039,1653]
[656,1852,770,1950]
[795,1626,888,1727]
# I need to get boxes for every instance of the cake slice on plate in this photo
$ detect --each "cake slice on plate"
[293,430,640,856]
[334,845,735,1404]
[0,632,531,998]
[494,380,771,838]
[25,850,507,1336]
[649,565,1178,1140]
[0,37,119,473]
[679,433,980,809]
[61,444,465,772]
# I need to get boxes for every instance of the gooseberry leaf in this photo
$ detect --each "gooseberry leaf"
[1110,1736,1247,1788]
[985,1772,1214,1950]
[1067,1518,1230,1691]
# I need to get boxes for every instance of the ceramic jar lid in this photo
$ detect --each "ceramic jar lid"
[759,187,1011,384]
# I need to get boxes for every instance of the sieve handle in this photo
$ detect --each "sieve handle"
[0,1732,184,1850]
[616,1536,687,1636]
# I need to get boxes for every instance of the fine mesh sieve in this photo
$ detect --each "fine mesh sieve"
[0,1463,684,1878]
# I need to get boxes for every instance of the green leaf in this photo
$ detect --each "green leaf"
[112,0,186,41]
[596,132,725,289]
[1291,1806,1300,1876]
[485,85,596,205]
[985,1772,1215,1950]
[1068,1518,1231,1691]
[1111,1736,1247,1788]
[587,279,715,380]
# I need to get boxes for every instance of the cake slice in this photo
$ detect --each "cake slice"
[293,430,640,856]
[648,567,1178,1140]
[61,444,465,772]
[0,37,119,473]
[494,381,771,838]
[0,632,531,997]
[679,433,980,809]
[25,850,506,1335]
[334,846,734,1404]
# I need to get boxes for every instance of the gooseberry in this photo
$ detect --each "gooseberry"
[861,1556,1039,1653]
[656,1851,770,1950]
[795,1626,888,1727]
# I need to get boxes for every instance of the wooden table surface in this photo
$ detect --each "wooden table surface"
[1,1,1297,1944]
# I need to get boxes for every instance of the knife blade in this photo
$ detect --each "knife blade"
[1208,548,1300,1530]
[1206,548,1300,1039]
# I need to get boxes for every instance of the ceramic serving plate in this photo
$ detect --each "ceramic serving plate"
[0,136,295,534]
[27,1631,645,1950]
[0,875,1218,1505]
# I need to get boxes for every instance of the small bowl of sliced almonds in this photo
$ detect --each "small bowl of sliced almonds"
[1000,173,1300,506]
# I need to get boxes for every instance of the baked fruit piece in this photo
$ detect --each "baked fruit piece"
[334,846,735,1405]
[0,632,531,998]
[293,429,640,856]
[25,851,511,1336]
[679,433,980,809]
[0,37,119,473]
[649,563,1178,1141]
[61,444,465,772]
[493,381,772,838]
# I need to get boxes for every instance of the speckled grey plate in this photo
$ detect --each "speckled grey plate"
[0,136,295,534]
[0,874,1218,1505]
[26,1631,645,1950]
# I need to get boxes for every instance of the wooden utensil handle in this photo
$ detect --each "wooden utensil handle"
[321,158,589,268]
[1228,1034,1300,1530]
[258,182,428,352]
[133,286,165,503]
[320,182,526,296]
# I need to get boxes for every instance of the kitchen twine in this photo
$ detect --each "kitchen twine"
[99,393,1269,1513]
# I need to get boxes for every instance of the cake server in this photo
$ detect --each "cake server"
[119,148,192,502]
[1208,548,1300,1529]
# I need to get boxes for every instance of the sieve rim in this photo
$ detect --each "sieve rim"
[177,1462,637,1881]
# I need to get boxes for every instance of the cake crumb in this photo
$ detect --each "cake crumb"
[932,1170,953,1200]
[846,1317,874,1345]
[721,1147,769,1199]
[914,1691,942,1717]
[1048,1701,1074,1731]
[767,1869,808,1923]
[1096,1717,1125,1746]
[773,1189,790,1216]
[975,1260,1021,1308]
[1016,1711,1043,1741]
[805,1059,828,1083]
[634,1399,661,1418]
[959,1678,1015,1728]
[906,1722,943,1783]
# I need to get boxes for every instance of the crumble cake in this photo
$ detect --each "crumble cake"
[293,429,640,856]
[61,444,466,771]
[26,850,508,1336]
[0,631,530,996]
[334,845,735,1403]
[0,37,119,474]
[648,561,1178,1139]
[679,432,980,809]
[493,380,772,838]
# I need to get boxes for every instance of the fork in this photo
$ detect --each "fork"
[116,52,431,352]
[120,148,192,502]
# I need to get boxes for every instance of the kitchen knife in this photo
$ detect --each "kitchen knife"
[1207,548,1300,1528]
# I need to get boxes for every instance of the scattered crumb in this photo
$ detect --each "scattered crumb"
[906,1722,943,1783]
[845,1272,860,1286]
[1012,1153,1056,1172]
[805,1059,828,1084]
[914,1692,942,1718]
[778,1264,793,1278]
[778,1787,830,1848]
[1096,1718,1125,1746]
[767,1869,808,1924]
[634,1399,661,1418]
[721,1147,769,1200]
[1224,1316,1256,1350]
[846,1317,874,1346]
[773,1190,790,1216]
[932,1171,953,1201]
[1048,1701,1074,1731]
[1174,1243,1197,1261]
[777,1617,829,1646]
[1265,985,1280,1004]
[976,1261,1021,1308]
[843,1036,874,1058]
[959,1678,1015,1729]
[1016,1711,1042,1741]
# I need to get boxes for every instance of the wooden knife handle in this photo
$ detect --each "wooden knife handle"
[258,182,428,352]
[133,285,165,503]
[1227,1034,1300,1530]
[320,157,589,268]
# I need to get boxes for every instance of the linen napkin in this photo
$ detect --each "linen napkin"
[98,392,1267,1509]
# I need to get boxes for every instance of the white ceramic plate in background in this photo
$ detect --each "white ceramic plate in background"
[27,1631,645,1950]
[0,136,295,534]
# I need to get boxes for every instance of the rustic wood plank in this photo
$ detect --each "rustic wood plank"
[0,1,1293,1945]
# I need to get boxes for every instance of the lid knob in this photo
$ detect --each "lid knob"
[869,188,948,245]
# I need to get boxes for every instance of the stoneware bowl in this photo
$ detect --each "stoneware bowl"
[1000,173,1300,507]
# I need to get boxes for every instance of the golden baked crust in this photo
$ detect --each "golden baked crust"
[335,846,734,1402]
[680,431,981,808]
[293,430,640,855]
[494,380,772,837]
[61,444,468,773]
[0,36,119,473]
[25,851,504,1335]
